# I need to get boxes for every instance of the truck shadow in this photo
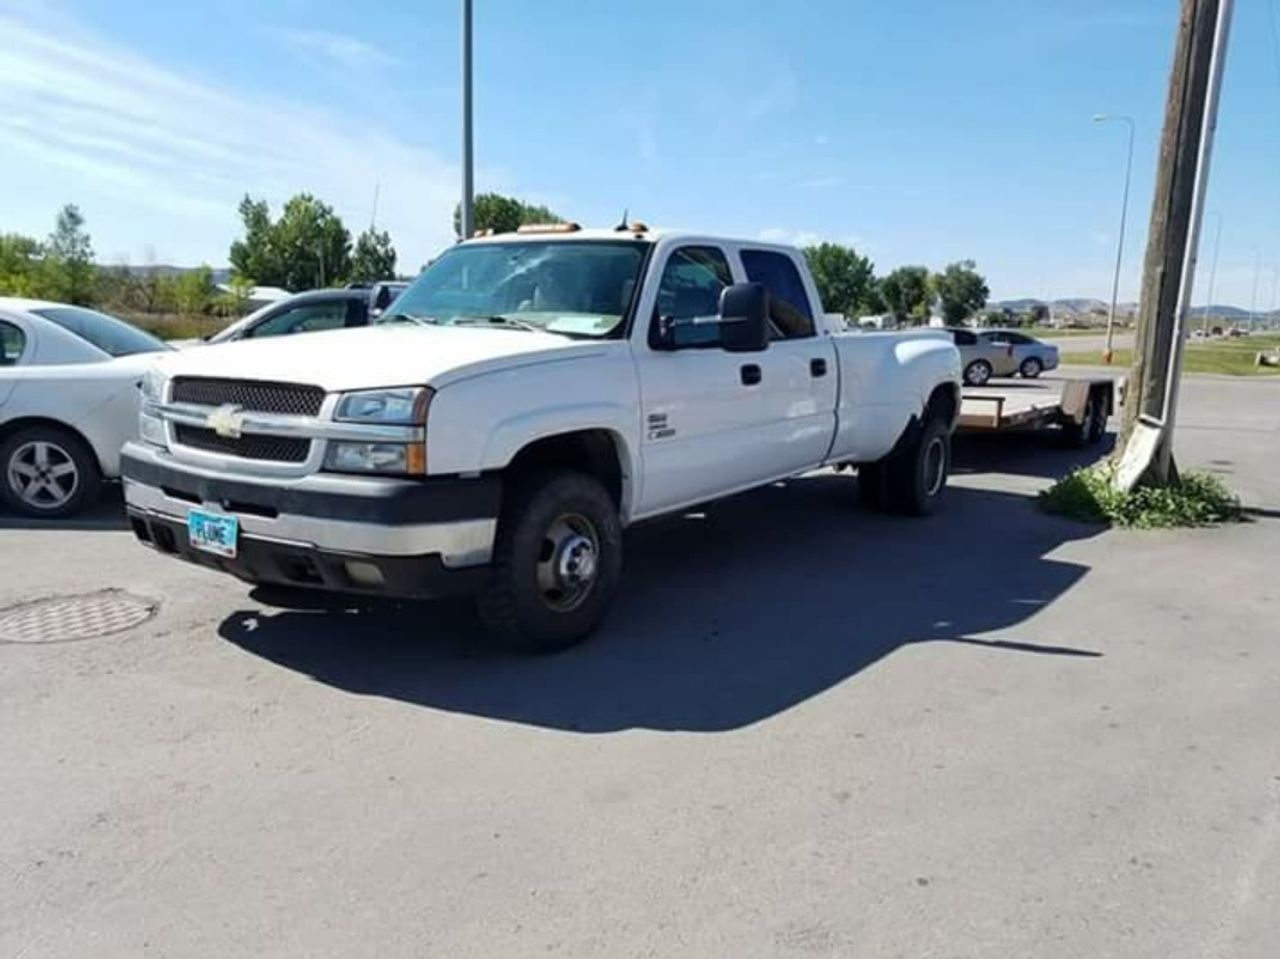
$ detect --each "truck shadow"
[219,470,1106,733]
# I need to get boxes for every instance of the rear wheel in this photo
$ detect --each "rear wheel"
[1063,390,1108,448]
[886,416,951,516]
[478,471,622,653]
[0,426,101,519]
[964,359,993,386]
[1020,356,1044,378]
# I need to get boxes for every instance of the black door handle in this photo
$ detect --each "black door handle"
[810,357,828,377]
[740,364,762,386]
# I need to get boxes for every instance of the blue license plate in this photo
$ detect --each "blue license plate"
[187,509,239,558]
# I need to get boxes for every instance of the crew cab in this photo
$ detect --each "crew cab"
[122,226,960,651]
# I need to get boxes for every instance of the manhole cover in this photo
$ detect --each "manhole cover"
[0,590,158,644]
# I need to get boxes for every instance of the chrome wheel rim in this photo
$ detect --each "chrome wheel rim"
[922,436,947,498]
[7,441,79,510]
[1021,358,1041,377]
[968,362,990,385]
[536,513,600,613]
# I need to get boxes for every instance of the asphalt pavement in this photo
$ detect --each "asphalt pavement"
[2,372,1278,958]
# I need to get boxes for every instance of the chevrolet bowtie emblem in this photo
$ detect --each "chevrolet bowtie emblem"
[206,404,245,439]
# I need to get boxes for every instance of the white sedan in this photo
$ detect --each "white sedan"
[0,298,171,518]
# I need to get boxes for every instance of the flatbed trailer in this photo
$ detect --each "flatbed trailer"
[957,376,1116,447]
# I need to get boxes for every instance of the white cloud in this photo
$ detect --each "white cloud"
[0,10,459,268]
[276,28,398,70]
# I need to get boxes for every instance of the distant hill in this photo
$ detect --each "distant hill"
[995,297,1270,320]
[101,263,233,285]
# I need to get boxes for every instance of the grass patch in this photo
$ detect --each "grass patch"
[1031,328,1117,338]
[1061,344,1280,376]
[117,311,229,341]
[1039,464,1241,528]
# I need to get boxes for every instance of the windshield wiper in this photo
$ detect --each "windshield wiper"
[381,312,440,326]
[453,314,543,333]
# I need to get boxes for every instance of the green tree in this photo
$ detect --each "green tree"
[173,265,215,314]
[802,242,877,318]
[41,204,96,304]
[1026,303,1050,326]
[0,233,43,297]
[229,194,353,291]
[274,194,351,290]
[228,196,279,287]
[878,265,932,325]
[453,192,562,237]
[350,228,397,283]
[933,260,989,326]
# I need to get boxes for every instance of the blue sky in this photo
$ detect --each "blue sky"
[2,0,1278,305]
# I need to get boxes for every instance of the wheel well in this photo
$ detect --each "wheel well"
[926,383,959,428]
[504,430,625,510]
[0,417,97,461]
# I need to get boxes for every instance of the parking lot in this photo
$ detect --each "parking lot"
[3,371,1278,958]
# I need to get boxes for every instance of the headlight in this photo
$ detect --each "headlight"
[324,442,423,475]
[140,367,167,404]
[334,387,431,424]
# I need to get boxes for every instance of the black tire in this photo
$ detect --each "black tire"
[1063,390,1108,448]
[885,416,951,516]
[0,425,101,519]
[963,360,993,386]
[477,471,622,653]
[1020,356,1044,379]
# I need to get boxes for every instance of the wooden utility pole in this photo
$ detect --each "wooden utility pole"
[1116,0,1233,487]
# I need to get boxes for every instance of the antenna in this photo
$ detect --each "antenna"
[614,208,629,232]
[370,181,381,231]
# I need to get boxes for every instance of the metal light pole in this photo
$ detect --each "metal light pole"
[460,0,475,240]
[1202,210,1222,334]
[1249,247,1261,327]
[1093,113,1135,364]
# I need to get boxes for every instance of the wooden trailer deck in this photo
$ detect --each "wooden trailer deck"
[957,376,1117,444]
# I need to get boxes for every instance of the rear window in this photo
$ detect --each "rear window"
[1,321,26,364]
[33,306,170,357]
[951,329,977,345]
[740,249,815,339]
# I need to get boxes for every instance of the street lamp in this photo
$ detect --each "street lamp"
[1202,211,1222,335]
[460,0,475,240]
[1093,114,1135,364]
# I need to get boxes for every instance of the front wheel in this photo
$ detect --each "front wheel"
[0,426,101,519]
[478,471,622,653]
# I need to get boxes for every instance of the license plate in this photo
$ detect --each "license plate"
[187,509,239,558]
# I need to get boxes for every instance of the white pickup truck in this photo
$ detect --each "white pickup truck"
[122,226,960,651]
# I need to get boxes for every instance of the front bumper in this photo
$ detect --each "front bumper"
[121,443,499,599]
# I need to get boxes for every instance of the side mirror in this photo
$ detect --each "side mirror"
[718,282,770,353]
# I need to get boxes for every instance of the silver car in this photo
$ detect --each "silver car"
[946,328,1060,385]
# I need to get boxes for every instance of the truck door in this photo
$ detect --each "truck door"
[737,247,840,474]
[634,244,776,515]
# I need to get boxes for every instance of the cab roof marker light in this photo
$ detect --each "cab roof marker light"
[515,222,581,234]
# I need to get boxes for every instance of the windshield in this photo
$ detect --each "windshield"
[33,306,171,357]
[382,240,649,338]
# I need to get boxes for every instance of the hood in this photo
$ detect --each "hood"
[153,324,607,393]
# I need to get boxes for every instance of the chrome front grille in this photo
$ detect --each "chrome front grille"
[170,377,325,417]
[173,425,311,463]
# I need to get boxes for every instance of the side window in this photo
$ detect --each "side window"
[739,249,815,339]
[0,321,26,365]
[650,246,732,349]
[952,330,977,346]
[245,301,348,339]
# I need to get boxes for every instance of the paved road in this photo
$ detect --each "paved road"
[3,376,1278,958]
